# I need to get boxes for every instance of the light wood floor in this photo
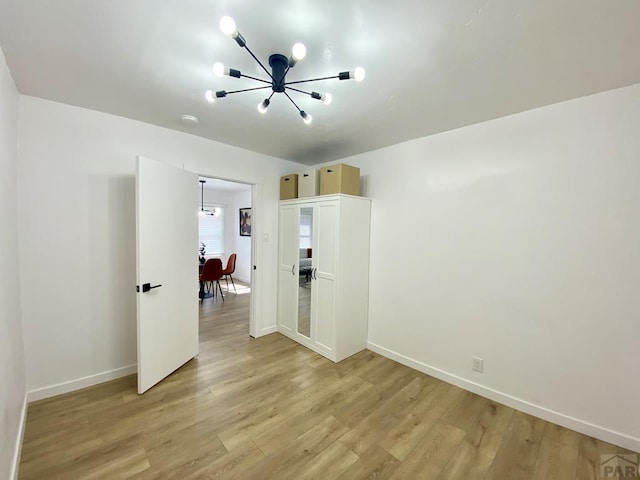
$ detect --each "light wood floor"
[19,284,636,479]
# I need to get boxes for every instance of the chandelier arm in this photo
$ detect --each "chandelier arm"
[224,85,273,95]
[283,91,302,112]
[285,75,340,86]
[243,45,274,81]
[285,86,313,96]
[240,74,271,84]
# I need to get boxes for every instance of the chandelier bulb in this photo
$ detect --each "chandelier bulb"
[213,62,226,77]
[257,98,270,114]
[205,90,216,103]
[312,91,333,105]
[353,66,366,82]
[292,43,307,61]
[300,111,313,125]
[219,16,237,37]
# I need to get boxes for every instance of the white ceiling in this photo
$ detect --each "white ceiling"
[1,0,639,165]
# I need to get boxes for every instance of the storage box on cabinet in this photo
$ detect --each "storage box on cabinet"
[298,169,319,197]
[319,163,360,196]
[280,174,298,200]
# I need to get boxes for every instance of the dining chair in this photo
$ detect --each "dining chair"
[199,258,224,301]
[221,253,237,293]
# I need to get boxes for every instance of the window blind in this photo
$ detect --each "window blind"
[199,204,225,256]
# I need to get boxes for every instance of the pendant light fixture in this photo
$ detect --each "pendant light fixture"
[205,16,365,124]
[199,180,216,216]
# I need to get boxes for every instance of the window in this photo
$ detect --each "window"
[300,212,312,249]
[199,205,225,257]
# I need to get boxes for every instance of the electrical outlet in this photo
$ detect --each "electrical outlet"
[472,356,484,373]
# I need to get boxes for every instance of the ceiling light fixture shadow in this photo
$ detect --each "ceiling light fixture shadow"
[205,16,365,125]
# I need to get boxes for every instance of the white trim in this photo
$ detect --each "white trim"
[367,342,640,453]
[26,364,137,402]
[248,182,261,339]
[10,395,27,480]
[256,325,278,337]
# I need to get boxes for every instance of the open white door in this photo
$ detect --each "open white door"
[136,156,198,394]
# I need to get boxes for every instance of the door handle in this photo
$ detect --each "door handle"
[291,264,296,276]
[313,268,317,280]
[136,283,163,293]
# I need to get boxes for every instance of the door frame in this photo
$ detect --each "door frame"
[194,172,260,338]
[248,182,261,338]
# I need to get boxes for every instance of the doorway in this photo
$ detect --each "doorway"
[198,176,253,335]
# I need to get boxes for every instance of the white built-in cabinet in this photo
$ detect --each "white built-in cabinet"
[277,194,371,362]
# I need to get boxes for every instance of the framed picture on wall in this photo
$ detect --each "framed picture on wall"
[239,207,252,236]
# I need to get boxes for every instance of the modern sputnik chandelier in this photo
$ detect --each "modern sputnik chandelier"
[205,16,365,124]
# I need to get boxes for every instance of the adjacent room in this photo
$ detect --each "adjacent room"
[197,176,252,301]
[1,1,639,479]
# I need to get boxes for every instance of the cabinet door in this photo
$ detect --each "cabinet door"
[277,205,298,334]
[312,202,338,352]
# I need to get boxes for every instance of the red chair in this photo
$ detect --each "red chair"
[199,258,224,301]
[222,253,237,293]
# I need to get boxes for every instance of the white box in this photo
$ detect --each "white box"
[298,169,319,197]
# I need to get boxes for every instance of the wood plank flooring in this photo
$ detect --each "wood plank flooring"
[19,283,637,479]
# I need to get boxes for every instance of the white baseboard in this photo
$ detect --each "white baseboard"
[367,342,640,453]
[26,364,137,402]
[10,395,27,480]
[257,325,278,337]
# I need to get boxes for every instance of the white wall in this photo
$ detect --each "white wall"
[0,48,26,479]
[338,84,640,451]
[233,190,253,283]
[17,96,299,396]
